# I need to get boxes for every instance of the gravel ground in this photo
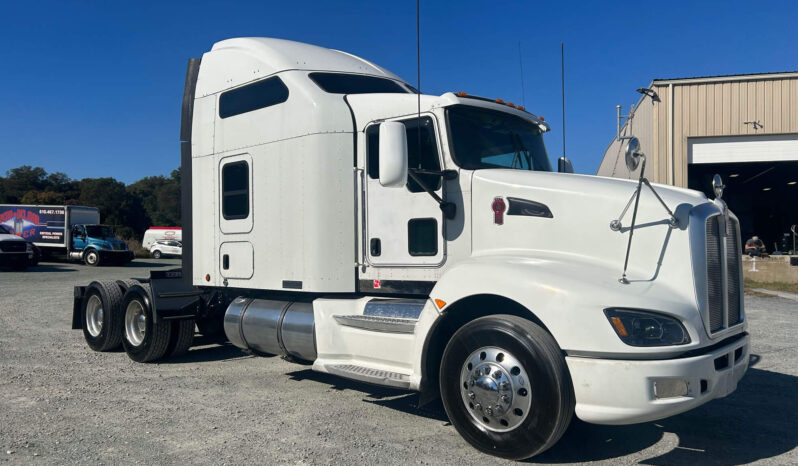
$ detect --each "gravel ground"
[1,259,796,465]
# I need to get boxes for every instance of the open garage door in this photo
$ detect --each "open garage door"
[689,134,798,164]
[689,159,798,255]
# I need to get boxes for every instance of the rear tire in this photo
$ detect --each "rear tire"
[121,284,171,362]
[166,319,195,358]
[84,249,100,266]
[81,280,125,351]
[439,315,574,460]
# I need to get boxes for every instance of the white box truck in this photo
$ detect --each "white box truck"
[72,38,748,459]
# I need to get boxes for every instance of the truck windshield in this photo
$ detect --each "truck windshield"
[446,105,552,171]
[85,225,114,238]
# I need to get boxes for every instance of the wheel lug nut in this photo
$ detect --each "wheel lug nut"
[493,371,502,379]
[485,408,493,416]
[469,379,475,387]
[475,403,482,411]
[468,392,475,400]
[500,395,510,403]
[500,382,509,390]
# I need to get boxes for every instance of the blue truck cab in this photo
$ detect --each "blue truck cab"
[69,224,134,266]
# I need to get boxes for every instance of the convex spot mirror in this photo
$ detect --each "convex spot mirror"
[379,121,408,188]
[625,137,643,172]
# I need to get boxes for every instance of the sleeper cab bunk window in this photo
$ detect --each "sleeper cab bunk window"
[222,161,249,220]
[219,76,289,119]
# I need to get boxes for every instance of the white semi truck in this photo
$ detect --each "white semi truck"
[72,38,749,459]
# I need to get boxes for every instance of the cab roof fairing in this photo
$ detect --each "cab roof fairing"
[196,37,408,97]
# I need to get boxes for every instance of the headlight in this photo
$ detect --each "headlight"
[604,308,690,346]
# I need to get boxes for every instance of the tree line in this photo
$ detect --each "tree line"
[0,166,180,240]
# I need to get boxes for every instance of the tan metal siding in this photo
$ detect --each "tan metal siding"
[600,74,798,186]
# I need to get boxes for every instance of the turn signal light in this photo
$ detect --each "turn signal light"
[456,92,468,97]
[539,116,545,121]
[205,274,210,282]
[434,299,447,310]
[506,102,515,107]
[492,197,506,225]
[610,317,628,336]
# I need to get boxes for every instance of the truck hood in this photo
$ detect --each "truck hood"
[470,169,712,307]
[0,233,26,243]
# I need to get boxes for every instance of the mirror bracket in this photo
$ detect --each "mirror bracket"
[407,169,457,220]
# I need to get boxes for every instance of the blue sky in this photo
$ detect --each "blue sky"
[1,1,795,183]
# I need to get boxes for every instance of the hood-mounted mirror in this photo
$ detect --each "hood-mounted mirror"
[625,137,643,172]
[712,174,724,199]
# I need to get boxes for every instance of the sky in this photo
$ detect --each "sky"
[1,0,796,183]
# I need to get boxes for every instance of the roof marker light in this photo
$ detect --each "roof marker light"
[517,105,525,111]
[506,102,515,107]
[495,98,505,104]
[456,92,468,97]
[539,116,545,121]
[492,197,506,225]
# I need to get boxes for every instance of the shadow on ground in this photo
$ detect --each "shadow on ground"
[284,355,795,464]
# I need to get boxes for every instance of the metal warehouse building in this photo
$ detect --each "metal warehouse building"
[598,71,798,252]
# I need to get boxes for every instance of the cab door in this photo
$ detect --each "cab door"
[365,115,445,267]
[71,225,86,251]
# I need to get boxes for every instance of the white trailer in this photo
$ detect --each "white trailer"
[72,38,749,459]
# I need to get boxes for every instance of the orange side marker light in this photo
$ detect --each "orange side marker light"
[434,299,447,310]
[610,317,628,336]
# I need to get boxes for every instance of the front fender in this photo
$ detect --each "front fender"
[429,254,708,358]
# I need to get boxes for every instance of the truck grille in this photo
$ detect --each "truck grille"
[705,215,743,333]
[0,241,26,252]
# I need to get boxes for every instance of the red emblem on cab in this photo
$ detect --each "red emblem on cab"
[373,279,381,289]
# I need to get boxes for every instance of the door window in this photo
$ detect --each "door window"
[367,117,441,192]
[408,218,438,256]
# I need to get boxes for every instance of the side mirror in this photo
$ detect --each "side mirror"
[557,156,574,173]
[378,121,408,188]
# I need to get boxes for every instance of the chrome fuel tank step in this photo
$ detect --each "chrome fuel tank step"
[224,297,316,362]
[332,298,425,334]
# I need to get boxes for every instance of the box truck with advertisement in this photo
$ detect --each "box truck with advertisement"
[0,205,134,266]
[71,38,749,459]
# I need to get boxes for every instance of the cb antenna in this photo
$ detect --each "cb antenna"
[416,0,422,163]
[518,41,526,107]
[561,42,566,158]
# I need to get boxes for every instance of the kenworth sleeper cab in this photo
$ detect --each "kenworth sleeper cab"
[72,38,749,460]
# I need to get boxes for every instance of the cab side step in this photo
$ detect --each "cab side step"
[326,364,411,389]
[333,314,416,333]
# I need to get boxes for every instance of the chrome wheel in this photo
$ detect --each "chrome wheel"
[460,346,532,432]
[125,300,147,346]
[85,294,104,337]
[86,251,98,265]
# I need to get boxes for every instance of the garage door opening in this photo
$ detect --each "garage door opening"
[688,161,798,254]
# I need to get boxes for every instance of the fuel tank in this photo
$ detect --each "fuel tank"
[223,297,316,362]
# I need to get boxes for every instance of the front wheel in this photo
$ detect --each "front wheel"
[84,249,100,266]
[439,315,574,460]
[152,250,161,259]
